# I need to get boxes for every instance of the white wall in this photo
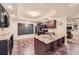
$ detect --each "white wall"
[57,17,67,35]
[67,17,79,36]
[4,18,17,37]
[0,16,67,40]
[3,17,37,39]
[47,17,67,35]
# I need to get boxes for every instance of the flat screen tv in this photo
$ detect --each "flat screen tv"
[18,23,33,35]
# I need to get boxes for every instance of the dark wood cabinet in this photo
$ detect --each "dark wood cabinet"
[36,20,56,35]
[0,35,14,55]
[0,40,8,55]
[34,37,65,55]
[34,39,46,55]
[47,20,56,28]
[60,37,65,45]
[37,20,56,29]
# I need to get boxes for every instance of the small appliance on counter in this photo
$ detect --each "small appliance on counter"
[36,25,48,35]
[42,25,48,32]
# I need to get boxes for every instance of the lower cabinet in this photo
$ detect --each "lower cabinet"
[0,40,8,55]
[34,37,65,55]
[34,39,46,55]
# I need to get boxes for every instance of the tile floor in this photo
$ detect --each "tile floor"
[12,38,35,55]
[67,41,79,55]
[67,34,79,55]
[11,37,79,55]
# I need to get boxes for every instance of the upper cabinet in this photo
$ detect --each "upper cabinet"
[38,20,56,29]
[47,20,56,28]
[0,4,10,28]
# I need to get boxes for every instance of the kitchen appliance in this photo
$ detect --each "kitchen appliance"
[42,25,48,32]
[0,4,10,28]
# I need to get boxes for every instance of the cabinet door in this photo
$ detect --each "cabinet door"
[60,37,65,45]
[53,40,58,50]
[34,39,46,55]
[0,40,8,55]
[46,42,54,54]
[47,20,56,28]
[57,39,61,47]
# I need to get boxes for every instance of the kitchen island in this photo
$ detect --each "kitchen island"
[13,33,67,55]
[34,33,67,55]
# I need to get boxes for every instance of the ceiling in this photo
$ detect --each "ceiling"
[2,3,79,22]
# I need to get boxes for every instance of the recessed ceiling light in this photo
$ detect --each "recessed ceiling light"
[27,11,41,17]
[10,14,16,17]
[7,5,13,9]
[25,24,28,27]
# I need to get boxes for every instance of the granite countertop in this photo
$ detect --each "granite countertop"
[14,33,66,44]
[34,33,66,44]
[0,33,12,40]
